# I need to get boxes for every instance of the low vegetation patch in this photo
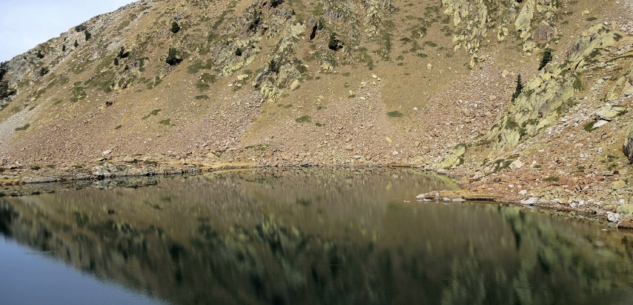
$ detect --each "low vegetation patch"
[295,115,311,123]
[15,124,30,131]
[387,111,403,118]
[543,176,560,182]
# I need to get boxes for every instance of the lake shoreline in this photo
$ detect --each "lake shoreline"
[1,159,628,229]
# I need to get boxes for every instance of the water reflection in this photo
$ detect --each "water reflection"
[0,168,632,305]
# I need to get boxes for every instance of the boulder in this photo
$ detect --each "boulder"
[439,144,468,169]
[595,106,626,121]
[532,22,557,44]
[607,212,621,223]
[520,197,539,205]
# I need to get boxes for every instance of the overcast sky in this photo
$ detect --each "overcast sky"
[0,0,137,62]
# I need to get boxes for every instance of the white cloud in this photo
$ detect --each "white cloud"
[0,0,136,62]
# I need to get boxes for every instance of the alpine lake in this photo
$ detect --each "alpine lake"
[1,168,632,305]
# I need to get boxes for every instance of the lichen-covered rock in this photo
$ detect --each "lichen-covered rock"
[439,144,468,169]
[480,24,625,155]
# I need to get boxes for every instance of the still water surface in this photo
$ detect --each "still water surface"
[1,168,633,305]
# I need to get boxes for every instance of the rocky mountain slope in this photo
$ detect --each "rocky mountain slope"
[1,0,633,223]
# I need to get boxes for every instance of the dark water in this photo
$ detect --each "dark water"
[1,168,633,305]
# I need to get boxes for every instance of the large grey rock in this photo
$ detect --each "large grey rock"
[532,22,557,44]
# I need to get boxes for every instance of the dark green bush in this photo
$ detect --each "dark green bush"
[62,45,66,52]
[74,40,79,48]
[235,48,242,56]
[85,31,92,41]
[328,32,343,51]
[75,25,86,32]
[0,62,7,80]
[538,49,552,70]
[170,21,181,33]
[39,67,49,76]
[271,0,283,7]
[114,58,119,66]
[511,74,523,101]
[166,48,182,65]
[268,60,281,73]
[118,47,129,58]
[36,50,45,59]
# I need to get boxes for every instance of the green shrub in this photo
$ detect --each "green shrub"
[235,48,242,56]
[36,50,45,59]
[271,0,283,7]
[328,32,343,51]
[74,40,79,48]
[62,45,66,52]
[159,119,171,125]
[511,74,523,101]
[538,49,553,70]
[75,25,86,32]
[166,48,182,65]
[85,31,92,41]
[268,60,281,73]
[387,111,403,117]
[200,73,216,83]
[586,17,597,21]
[170,21,181,33]
[543,176,559,182]
[114,58,119,66]
[0,62,7,80]
[118,47,129,58]
[114,125,122,130]
[31,166,41,171]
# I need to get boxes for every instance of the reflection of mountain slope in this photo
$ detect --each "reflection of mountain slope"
[0,169,632,304]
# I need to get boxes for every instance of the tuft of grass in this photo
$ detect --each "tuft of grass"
[72,164,84,169]
[387,111,403,118]
[584,121,597,132]
[114,125,122,130]
[159,119,171,126]
[195,95,209,100]
[295,115,311,123]
[142,109,161,119]
[15,124,30,131]
[31,166,41,171]
[543,176,560,182]
[196,83,210,91]
[586,17,597,21]
[53,100,63,105]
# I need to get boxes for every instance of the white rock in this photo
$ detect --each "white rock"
[452,198,466,202]
[593,120,609,128]
[607,212,621,223]
[510,160,524,169]
[519,190,528,195]
[102,150,112,156]
[416,194,426,200]
[520,198,539,205]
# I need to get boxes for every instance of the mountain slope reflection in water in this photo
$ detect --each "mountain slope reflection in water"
[0,168,632,305]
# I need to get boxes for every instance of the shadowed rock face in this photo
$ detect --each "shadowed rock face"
[2,168,633,305]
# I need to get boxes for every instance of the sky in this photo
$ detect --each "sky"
[0,0,136,62]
